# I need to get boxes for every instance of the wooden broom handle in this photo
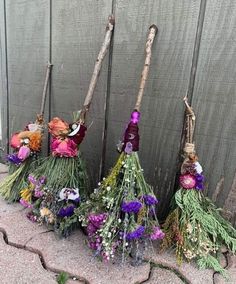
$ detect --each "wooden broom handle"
[37,62,53,123]
[79,15,115,123]
[134,25,158,111]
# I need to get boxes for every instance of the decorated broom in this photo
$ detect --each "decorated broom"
[76,25,164,263]
[20,16,115,237]
[0,63,52,202]
[161,97,236,276]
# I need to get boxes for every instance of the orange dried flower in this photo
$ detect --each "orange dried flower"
[18,131,31,140]
[48,117,69,137]
[18,130,42,151]
[29,131,42,151]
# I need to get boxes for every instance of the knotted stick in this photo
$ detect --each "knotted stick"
[79,15,115,124]
[36,62,53,124]
[134,25,158,111]
[183,96,196,155]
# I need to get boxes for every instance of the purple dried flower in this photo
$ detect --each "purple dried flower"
[88,213,107,228]
[89,236,102,250]
[126,226,145,240]
[149,226,165,240]
[74,197,80,203]
[195,173,204,190]
[6,154,22,165]
[124,142,133,154]
[19,198,32,208]
[34,189,44,198]
[142,195,158,206]
[28,175,37,184]
[39,176,46,184]
[121,200,142,214]
[86,223,98,236]
[57,205,75,217]
[26,211,37,223]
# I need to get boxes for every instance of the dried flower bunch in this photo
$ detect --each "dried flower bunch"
[162,99,236,276]
[76,110,164,263]
[20,115,88,236]
[20,16,115,237]
[0,64,52,202]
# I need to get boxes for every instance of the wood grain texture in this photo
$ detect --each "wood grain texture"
[104,0,201,218]
[191,1,236,218]
[0,0,8,156]
[50,0,112,188]
[6,0,50,154]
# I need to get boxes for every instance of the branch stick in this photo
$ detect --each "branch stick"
[39,62,53,117]
[134,25,158,111]
[80,15,115,123]
[183,96,195,144]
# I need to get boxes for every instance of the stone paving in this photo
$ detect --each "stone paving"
[0,164,235,284]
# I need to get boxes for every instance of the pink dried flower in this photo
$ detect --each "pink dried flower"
[149,226,165,240]
[17,146,31,161]
[179,174,196,189]
[19,198,33,208]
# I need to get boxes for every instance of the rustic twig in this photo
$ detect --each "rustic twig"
[134,25,158,111]
[79,15,115,123]
[37,62,53,124]
[183,96,196,155]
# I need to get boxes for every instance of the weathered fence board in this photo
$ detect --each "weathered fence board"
[6,0,50,154]
[0,0,8,156]
[50,0,112,188]
[104,0,202,218]
[1,0,236,222]
[191,0,236,225]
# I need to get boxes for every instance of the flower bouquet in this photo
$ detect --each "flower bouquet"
[20,16,115,237]
[76,25,164,263]
[161,98,236,276]
[0,63,52,202]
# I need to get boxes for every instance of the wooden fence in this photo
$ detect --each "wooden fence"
[0,0,235,224]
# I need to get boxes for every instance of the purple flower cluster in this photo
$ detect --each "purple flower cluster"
[195,173,204,190]
[149,226,165,240]
[126,226,145,240]
[121,200,142,213]
[57,205,75,217]
[89,236,102,250]
[87,213,107,237]
[26,211,38,223]
[142,195,158,206]
[87,213,108,251]
[28,175,46,198]
[6,154,22,165]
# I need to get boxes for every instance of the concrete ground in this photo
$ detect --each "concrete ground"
[0,164,235,284]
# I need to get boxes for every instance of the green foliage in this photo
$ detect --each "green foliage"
[28,153,89,236]
[197,255,228,279]
[57,272,69,284]
[163,188,236,275]
[0,157,36,202]
[31,154,88,196]
[76,152,162,260]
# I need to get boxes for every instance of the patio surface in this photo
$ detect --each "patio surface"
[0,164,235,284]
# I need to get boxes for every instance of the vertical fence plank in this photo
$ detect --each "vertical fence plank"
[50,0,113,188]
[104,0,202,218]
[0,0,8,157]
[191,0,236,223]
[6,0,50,154]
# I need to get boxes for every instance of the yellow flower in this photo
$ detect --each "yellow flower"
[20,188,32,202]
[40,207,51,217]
[40,207,55,224]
